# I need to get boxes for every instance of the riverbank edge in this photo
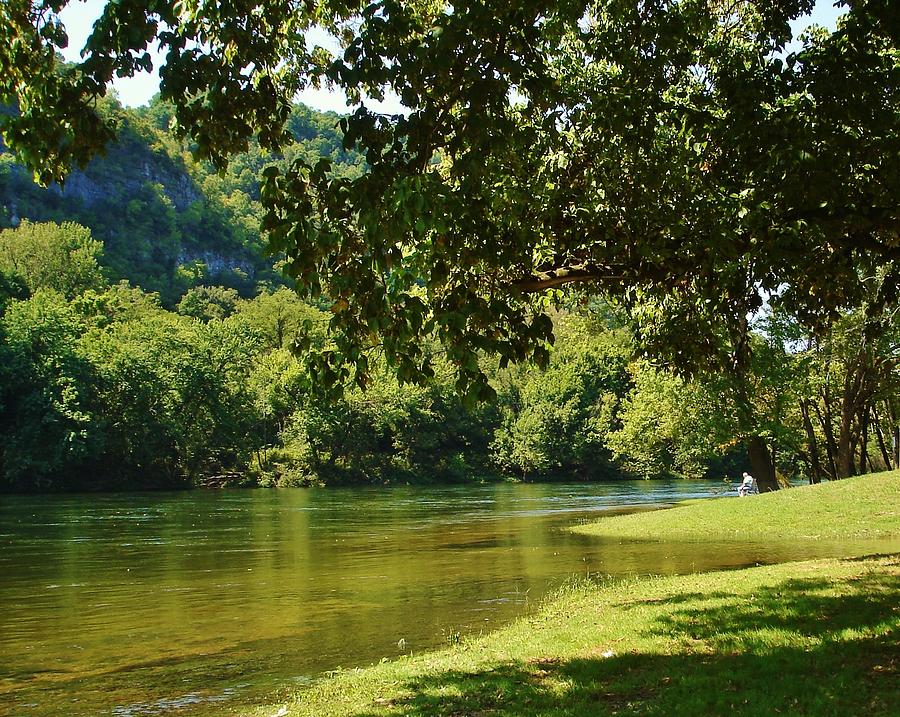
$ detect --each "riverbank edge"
[570,470,900,541]
[0,472,728,494]
[247,474,900,717]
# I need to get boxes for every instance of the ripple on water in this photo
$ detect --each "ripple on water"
[112,688,238,717]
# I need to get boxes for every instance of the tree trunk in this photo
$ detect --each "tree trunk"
[858,408,870,475]
[835,343,872,478]
[747,435,779,492]
[872,405,892,470]
[814,397,838,479]
[836,386,855,478]
[894,425,900,471]
[800,399,823,483]
[797,449,811,482]
[888,400,899,469]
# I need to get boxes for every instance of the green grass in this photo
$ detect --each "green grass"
[246,473,900,717]
[573,470,900,541]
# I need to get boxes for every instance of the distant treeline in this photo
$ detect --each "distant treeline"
[2,221,897,491]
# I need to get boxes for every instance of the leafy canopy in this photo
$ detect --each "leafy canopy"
[0,220,105,298]
[2,0,898,398]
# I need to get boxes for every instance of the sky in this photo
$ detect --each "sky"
[58,0,847,112]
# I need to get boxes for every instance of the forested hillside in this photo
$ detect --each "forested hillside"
[0,96,365,304]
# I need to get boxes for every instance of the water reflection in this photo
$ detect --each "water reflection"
[0,480,895,716]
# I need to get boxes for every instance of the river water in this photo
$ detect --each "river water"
[1,480,893,716]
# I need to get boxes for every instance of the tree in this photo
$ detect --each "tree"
[0,266,27,307]
[491,317,631,478]
[0,290,98,489]
[246,347,307,472]
[176,284,241,322]
[82,306,264,481]
[793,303,900,481]
[0,220,105,298]
[3,1,898,401]
[608,362,722,480]
[235,286,329,350]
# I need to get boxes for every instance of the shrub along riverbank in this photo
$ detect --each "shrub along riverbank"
[249,473,900,717]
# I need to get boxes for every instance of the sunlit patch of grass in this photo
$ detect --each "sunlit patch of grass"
[572,470,900,542]
[247,555,900,717]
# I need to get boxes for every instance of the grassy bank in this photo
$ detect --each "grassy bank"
[572,471,900,541]
[250,474,900,717]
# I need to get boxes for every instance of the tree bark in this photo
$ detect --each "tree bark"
[894,425,900,471]
[872,405,892,470]
[888,400,900,469]
[747,435,779,492]
[858,408,870,474]
[513,263,618,293]
[799,399,823,483]
[836,368,858,478]
[814,396,838,479]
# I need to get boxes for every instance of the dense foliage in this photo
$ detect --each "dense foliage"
[2,2,899,491]
[1,221,896,491]
[4,1,897,382]
[3,1,898,493]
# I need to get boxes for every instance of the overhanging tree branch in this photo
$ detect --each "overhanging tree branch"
[512,263,619,293]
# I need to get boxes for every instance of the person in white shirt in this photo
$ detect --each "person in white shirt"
[738,472,755,496]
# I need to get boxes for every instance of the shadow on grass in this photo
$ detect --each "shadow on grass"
[648,572,899,648]
[351,558,899,717]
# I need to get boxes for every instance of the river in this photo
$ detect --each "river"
[0,480,891,716]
